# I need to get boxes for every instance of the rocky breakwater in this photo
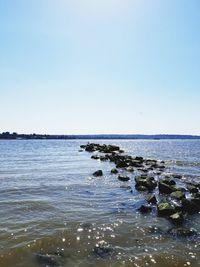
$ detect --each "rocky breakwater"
[81,143,200,236]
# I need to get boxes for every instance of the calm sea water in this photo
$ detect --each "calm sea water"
[0,140,199,267]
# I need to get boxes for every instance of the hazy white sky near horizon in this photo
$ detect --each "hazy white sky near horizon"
[0,0,200,135]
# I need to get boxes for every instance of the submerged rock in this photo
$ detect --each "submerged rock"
[35,251,64,267]
[93,170,103,177]
[137,205,152,213]
[168,227,197,237]
[169,212,184,225]
[92,241,113,258]
[181,198,200,214]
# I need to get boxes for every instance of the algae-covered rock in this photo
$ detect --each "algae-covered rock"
[170,190,185,200]
[157,202,175,217]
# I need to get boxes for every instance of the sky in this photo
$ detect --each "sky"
[0,0,200,135]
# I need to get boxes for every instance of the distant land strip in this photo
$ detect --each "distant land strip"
[0,132,200,140]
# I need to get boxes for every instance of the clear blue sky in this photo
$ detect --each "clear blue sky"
[0,0,200,135]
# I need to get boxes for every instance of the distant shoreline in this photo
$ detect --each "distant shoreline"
[0,132,200,140]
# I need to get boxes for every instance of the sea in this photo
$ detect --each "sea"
[0,139,199,267]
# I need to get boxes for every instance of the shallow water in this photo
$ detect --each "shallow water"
[0,140,199,267]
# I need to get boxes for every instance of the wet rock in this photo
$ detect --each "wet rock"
[172,174,182,179]
[126,166,134,172]
[93,170,103,177]
[187,184,198,193]
[118,175,130,182]
[135,175,157,191]
[120,185,132,190]
[35,251,64,267]
[146,159,157,165]
[99,155,108,161]
[168,227,197,237]
[130,160,143,168]
[92,241,113,258]
[111,168,118,174]
[169,212,184,225]
[135,156,144,162]
[147,194,157,204]
[91,155,100,160]
[116,160,129,168]
[157,202,175,217]
[194,192,200,198]
[158,181,176,194]
[170,190,185,200]
[137,205,152,213]
[191,198,200,206]
[181,198,200,214]
[135,185,149,191]
[162,178,176,186]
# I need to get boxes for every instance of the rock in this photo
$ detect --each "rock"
[172,174,182,179]
[137,205,152,213]
[162,178,176,186]
[168,227,197,237]
[120,185,132,190]
[116,160,129,168]
[169,212,184,225]
[79,149,84,152]
[191,198,200,206]
[135,185,149,191]
[92,241,113,258]
[85,144,96,152]
[194,192,200,198]
[157,202,175,217]
[135,175,157,191]
[147,194,157,204]
[135,156,144,162]
[111,168,118,174]
[35,251,64,267]
[158,181,176,194]
[146,159,157,165]
[187,184,198,193]
[93,170,103,177]
[130,160,143,168]
[126,166,134,172]
[170,190,185,200]
[91,155,100,160]
[181,199,200,214]
[118,175,130,182]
